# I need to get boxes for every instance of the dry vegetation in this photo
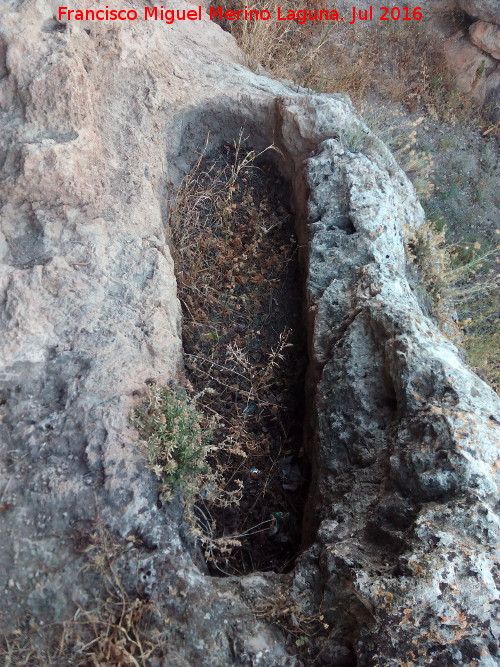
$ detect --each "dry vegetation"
[166,136,308,575]
[363,108,499,388]
[0,525,165,666]
[253,589,332,650]
[405,219,499,388]
[3,7,498,666]
[216,0,473,121]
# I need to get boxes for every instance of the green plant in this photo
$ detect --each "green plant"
[132,384,212,500]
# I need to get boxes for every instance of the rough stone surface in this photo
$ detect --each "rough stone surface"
[428,3,499,114]
[277,99,500,665]
[0,3,294,664]
[443,31,498,103]
[1,1,499,665]
[470,20,500,58]
[457,0,500,24]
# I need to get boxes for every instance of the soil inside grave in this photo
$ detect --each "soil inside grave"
[171,142,308,576]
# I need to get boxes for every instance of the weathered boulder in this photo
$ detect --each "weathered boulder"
[0,3,294,664]
[457,0,500,24]
[470,20,500,58]
[443,31,497,102]
[1,1,499,665]
[277,98,500,665]
[427,2,499,114]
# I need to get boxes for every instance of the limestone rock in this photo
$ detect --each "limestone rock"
[470,20,500,58]
[1,0,499,665]
[444,31,497,102]
[457,0,500,25]
[281,98,500,664]
[0,2,290,663]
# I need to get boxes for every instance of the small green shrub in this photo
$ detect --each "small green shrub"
[132,385,212,500]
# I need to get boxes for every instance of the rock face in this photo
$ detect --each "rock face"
[1,2,499,666]
[430,1,500,115]
[0,4,293,664]
[444,31,497,100]
[283,99,500,664]
[470,20,500,59]
[458,0,500,24]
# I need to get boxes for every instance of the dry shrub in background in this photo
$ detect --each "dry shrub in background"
[405,220,499,389]
[362,114,436,200]
[214,0,337,83]
[215,1,473,122]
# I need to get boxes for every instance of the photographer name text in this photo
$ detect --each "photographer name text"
[57,5,424,25]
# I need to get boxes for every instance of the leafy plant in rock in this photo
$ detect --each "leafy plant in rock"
[132,384,212,501]
[132,383,251,572]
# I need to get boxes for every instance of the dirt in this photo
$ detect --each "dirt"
[172,144,309,575]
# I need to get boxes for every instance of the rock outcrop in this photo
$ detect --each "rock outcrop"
[437,0,500,115]
[1,2,499,665]
[443,30,497,103]
[470,20,500,59]
[282,99,500,664]
[458,0,500,24]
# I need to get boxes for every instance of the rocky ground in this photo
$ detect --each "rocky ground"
[0,1,499,665]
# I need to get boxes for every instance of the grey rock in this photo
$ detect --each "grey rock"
[470,20,500,58]
[457,0,500,25]
[0,1,499,665]
[284,102,500,665]
[443,31,497,104]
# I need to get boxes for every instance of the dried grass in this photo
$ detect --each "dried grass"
[0,524,164,666]
[405,219,500,388]
[168,133,307,574]
[217,0,478,123]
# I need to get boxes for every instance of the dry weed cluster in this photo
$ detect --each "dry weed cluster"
[254,590,331,648]
[405,219,458,331]
[167,136,307,574]
[405,219,499,388]
[1,525,164,666]
[215,0,336,82]
[215,0,473,123]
